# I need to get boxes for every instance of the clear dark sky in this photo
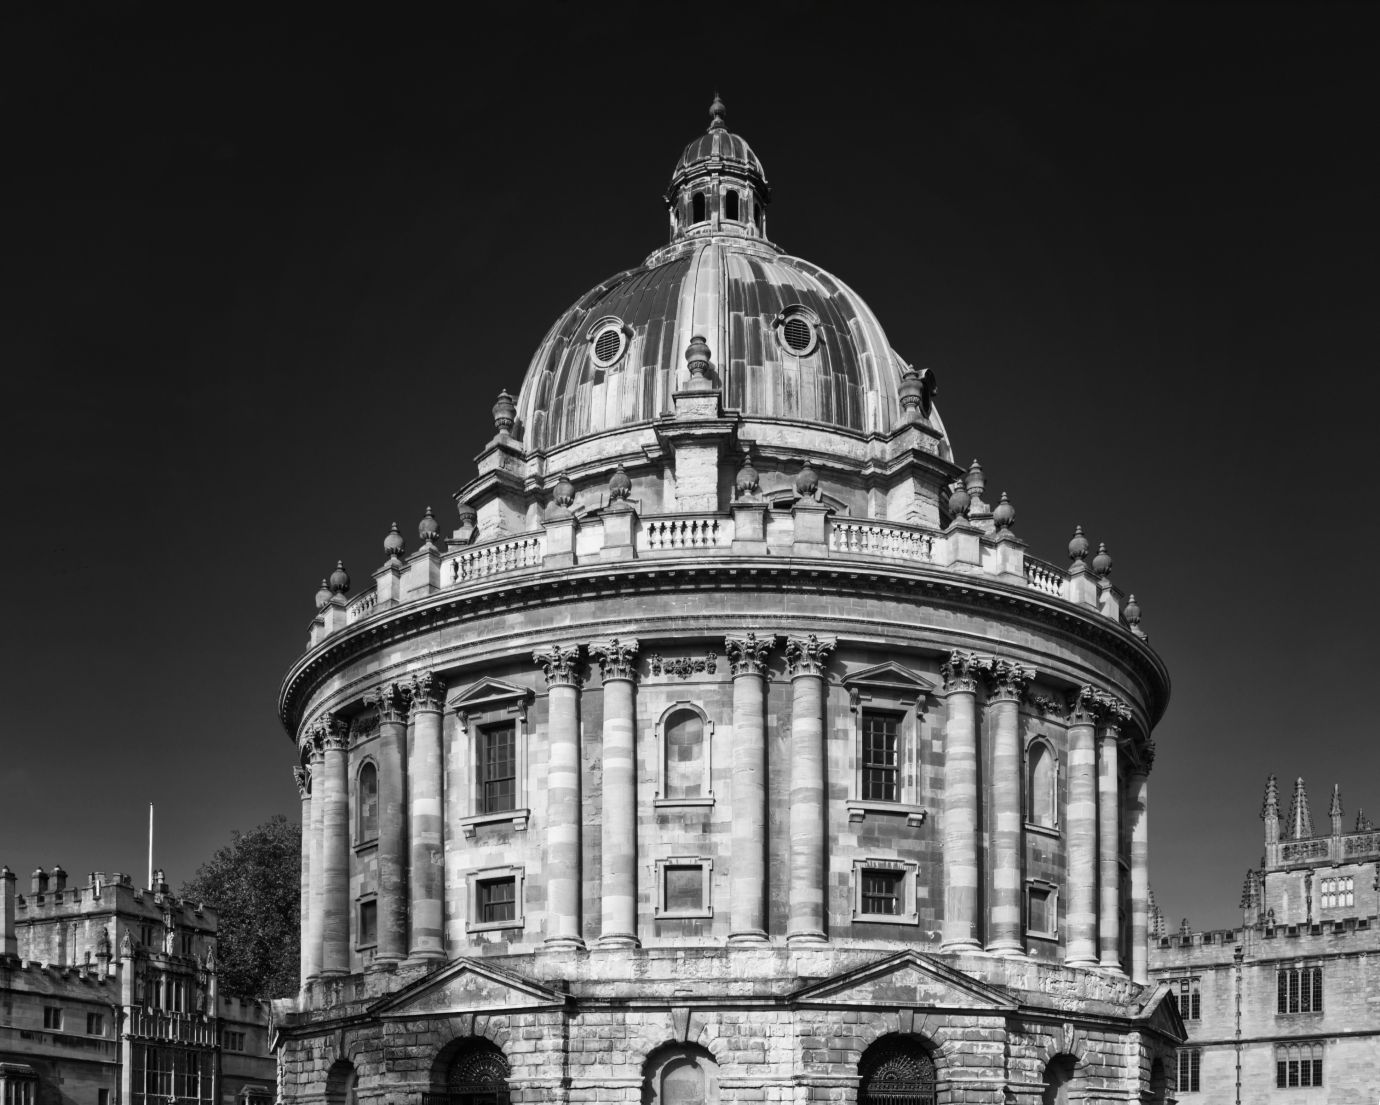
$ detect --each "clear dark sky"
[3,2,1376,931]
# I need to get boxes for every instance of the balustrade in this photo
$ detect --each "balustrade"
[1025,557,1067,597]
[640,516,724,550]
[345,591,378,622]
[450,535,544,583]
[828,519,934,562]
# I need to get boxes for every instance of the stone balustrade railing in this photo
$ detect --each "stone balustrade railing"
[312,510,1131,646]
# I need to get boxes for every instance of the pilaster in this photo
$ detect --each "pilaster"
[784,633,835,945]
[534,643,585,950]
[725,631,776,944]
[590,637,640,948]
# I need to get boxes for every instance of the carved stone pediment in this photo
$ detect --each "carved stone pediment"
[842,661,937,711]
[371,957,565,1019]
[791,950,1017,1011]
[448,677,532,729]
[1135,980,1187,1039]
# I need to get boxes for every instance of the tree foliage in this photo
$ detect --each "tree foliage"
[182,813,300,999]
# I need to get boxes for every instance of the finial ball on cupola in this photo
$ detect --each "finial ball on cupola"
[314,579,332,608]
[735,451,760,496]
[795,459,819,498]
[964,459,985,497]
[329,560,351,595]
[1068,524,1090,564]
[608,464,632,501]
[492,389,517,435]
[947,480,971,520]
[552,473,576,509]
[419,506,440,545]
[685,335,711,383]
[383,522,405,560]
[992,492,1015,531]
[1091,542,1113,578]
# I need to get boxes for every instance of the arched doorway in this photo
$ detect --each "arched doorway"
[642,1043,718,1105]
[427,1039,510,1105]
[858,1035,936,1105]
[324,1061,356,1105]
[1042,1054,1077,1105]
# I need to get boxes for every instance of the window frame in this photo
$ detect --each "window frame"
[1176,1047,1201,1094]
[842,662,934,825]
[86,1011,104,1036]
[654,856,714,920]
[1025,878,1059,939]
[356,896,378,950]
[851,858,920,926]
[1171,976,1202,1021]
[1277,963,1323,1014]
[1275,1043,1324,1088]
[354,759,380,845]
[654,702,715,808]
[1024,735,1060,833]
[450,679,533,837]
[43,1006,63,1031]
[465,864,525,933]
[476,721,518,815]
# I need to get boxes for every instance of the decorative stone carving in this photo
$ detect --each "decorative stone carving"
[492,389,516,435]
[320,717,348,753]
[607,464,632,502]
[784,633,835,678]
[590,637,639,682]
[984,657,1034,701]
[366,682,410,724]
[406,671,447,711]
[1068,524,1090,565]
[120,931,133,957]
[419,506,441,548]
[1088,691,1132,730]
[533,644,583,687]
[734,451,760,498]
[939,650,984,694]
[649,652,718,678]
[725,632,775,677]
[383,522,405,565]
[293,765,311,799]
[685,335,711,386]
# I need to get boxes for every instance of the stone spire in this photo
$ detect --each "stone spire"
[1261,773,1280,844]
[1286,776,1314,840]
[1148,886,1166,941]
[1240,869,1261,916]
[1330,783,1344,836]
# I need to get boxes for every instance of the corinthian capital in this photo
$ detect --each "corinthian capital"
[405,671,447,712]
[533,643,584,688]
[984,658,1035,702]
[589,637,639,682]
[365,682,410,724]
[940,650,984,694]
[1066,685,1098,725]
[784,633,835,678]
[725,631,776,677]
[293,765,311,799]
[1089,690,1133,732]
[320,716,348,753]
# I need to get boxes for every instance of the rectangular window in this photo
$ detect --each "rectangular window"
[478,877,517,924]
[479,724,516,814]
[860,712,900,802]
[222,1030,246,1052]
[99,1090,110,1105]
[1026,885,1056,935]
[1173,977,1202,1021]
[1276,1045,1324,1088]
[358,899,378,947]
[43,1006,63,1030]
[861,869,903,915]
[86,1012,104,1035]
[1176,1048,1201,1093]
[1277,965,1323,1013]
[179,931,194,956]
[655,857,713,919]
[139,923,157,949]
[851,859,919,925]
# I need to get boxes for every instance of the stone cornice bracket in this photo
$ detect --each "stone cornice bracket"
[1088,690,1133,733]
[320,716,348,753]
[783,633,836,679]
[1133,738,1156,777]
[405,671,447,712]
[533,643,584,688]
[983,658,1035,702]
[589,637,640,683]
[725,631,776,677]
[292,765,311,799]
[939,650,984,695]
[365,681,410,725]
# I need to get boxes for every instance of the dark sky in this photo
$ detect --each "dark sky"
[3,2,1377,932]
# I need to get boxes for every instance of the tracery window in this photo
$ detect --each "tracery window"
[858,1035,936,1105]
[1176,1048,1201,1093]
[1027,739,1057,828]
[443,1040,510,1105]
[1276,1043,1323,1088]
[1277,964,1322,1013]
[357,762,379,841]
[1172,976,1201,1020]
[1320,876,1353,908]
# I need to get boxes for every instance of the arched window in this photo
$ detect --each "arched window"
[642,1043,718,1105]
[663,708,706,800]
[441,1040,510,1105]
[1042,1055,1076,1105]
[1028,741,1056,827]
[859,1036,935,1105]
[724,190,740,221]
[357,762,379,841]
[691,193,706,223]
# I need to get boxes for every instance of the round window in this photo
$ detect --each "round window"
[778,314,817,355]
[590,324,627,368]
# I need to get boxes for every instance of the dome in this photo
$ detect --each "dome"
[513,98,947,458]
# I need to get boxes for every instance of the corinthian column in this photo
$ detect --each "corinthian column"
[941,651,982,951]
[304,732,325,980]
[1064,688,1099,967]
[726,631,775,944]
[985,659,1033,955]
[785,633,835,945]
[406,672,446,961]
[293,765,312,987]
[320,718,349,976]
[590,638,640,948]
[534,643,585,950]
[366,683,409,965]
[1094,693,1131,972]
[1129,741,1153,984]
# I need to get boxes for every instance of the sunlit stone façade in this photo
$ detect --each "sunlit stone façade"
[274,97,1181,1105]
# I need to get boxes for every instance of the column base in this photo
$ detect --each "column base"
[727,930,770,946]
[544,936,586,952]
[940,938,982,953]
[1097,959,1127,975]
[787,930,828,946]
[595,933,640,949]
[984,939,1027,957]
[318,968,348,978]
[1064,955,1099,969]
[404,951,445,966]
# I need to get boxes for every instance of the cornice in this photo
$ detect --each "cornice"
[278,554,1169,736]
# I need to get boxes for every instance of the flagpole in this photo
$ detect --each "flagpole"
[147,802,154,890]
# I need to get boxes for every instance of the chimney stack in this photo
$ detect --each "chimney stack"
[31,868,48,896]
[51,866,67,893]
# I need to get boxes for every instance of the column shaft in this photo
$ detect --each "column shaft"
[1064,717,1099,966]
[305,743,325,980]
[294,768,311,987]
[599,675,638,946]
[729,659,769,943]
[788,671,827,942]
[376,695,408,964]
[320,726,350,975]
[1098,729,1122,971]
[546,681,583,947]
[941,667,981,950]
[1130,770,1150,983]
[408,684,446,961]
[986,693,1024,954]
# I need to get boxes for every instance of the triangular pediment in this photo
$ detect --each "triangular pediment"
[1136,981,1187,1042]
[448,678,531,715]
[371,957,565,1019]
[793,950,1017,1011]
[843,661,937,702]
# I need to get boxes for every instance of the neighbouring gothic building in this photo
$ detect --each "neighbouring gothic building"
[1149,775,1380,1103]
[274,98,1181,1105]
[0,866,274,1105]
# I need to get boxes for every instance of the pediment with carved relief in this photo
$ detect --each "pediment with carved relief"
[371,958,564,1019]
[793,951,1017,1011]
